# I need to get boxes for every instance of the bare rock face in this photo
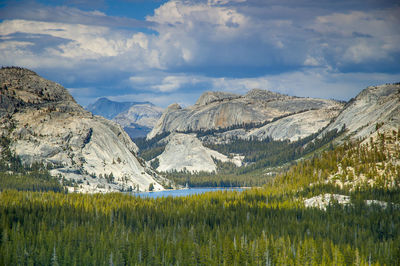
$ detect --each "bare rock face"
[321,83,400,140]
[246,108,339,141]
[195,91,240,106]
[0,67,167,193]
[155,133,242,173]
[148,88,343,140]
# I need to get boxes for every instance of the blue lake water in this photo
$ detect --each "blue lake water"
[133,187,246,198]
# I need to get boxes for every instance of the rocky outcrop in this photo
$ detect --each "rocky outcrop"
[148,89,343,141]
[113,103,163,138]
[246,109,338,141]
[195,91,240,106]
[0,67,168,193]
[155,133,242,173]
[321,83,400,140]
[201,108,340,143]
[304,194,391,210]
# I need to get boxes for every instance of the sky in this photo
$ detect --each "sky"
[1,0,400,107]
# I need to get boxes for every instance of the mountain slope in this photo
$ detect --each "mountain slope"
[147,89,343,140]
[154,133,242,173]
[321,83,400,140]
[0,67,167,192]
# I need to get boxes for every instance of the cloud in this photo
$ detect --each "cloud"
[0,3,153,28]
[2,1,399,76]
[122,67,400,107]
[146,0,308,74]
[310,8,400,70]
[1,0,399,108]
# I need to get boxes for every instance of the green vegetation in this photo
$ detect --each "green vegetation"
[1,188,399,265]
[0,172,63,192]
[134,132,169,161]
[1,130,400,265]
[206,129,341,165]
[0,136,64,192]
[165,128,344,187]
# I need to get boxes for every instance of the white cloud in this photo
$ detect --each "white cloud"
[3,2,399,75]
[0,19,118,59]
[311,8,400,65]
[124,67,400,106]
[1,0,399,107]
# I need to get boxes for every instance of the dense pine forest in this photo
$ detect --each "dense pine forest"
[164,128,344,187]
[1,129,400,264]
[0,136,64,192]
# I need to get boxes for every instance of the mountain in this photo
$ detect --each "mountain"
[86,98,163,138]
[86,97,148,119]
[0,67,169,193]
[147,89,343,140]
[321,83,400,140]
[145,84,400,176]
[113,103,163,138]
[153,133,242,173]
[144,89,342,174]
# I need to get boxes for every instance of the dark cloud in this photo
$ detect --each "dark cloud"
[0,32,70,53]
[0,2,154,28]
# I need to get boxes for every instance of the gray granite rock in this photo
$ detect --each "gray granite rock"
[0,67,168,193]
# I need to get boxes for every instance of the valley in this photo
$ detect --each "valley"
[2,0,400,264]
[1,67,399,265]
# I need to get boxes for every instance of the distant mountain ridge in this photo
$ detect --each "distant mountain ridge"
[148,89,343,140]
[113,103,163,138]
[86,98,163,138]
[86,97,151,119]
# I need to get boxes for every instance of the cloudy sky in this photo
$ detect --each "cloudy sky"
[1,0,400,107]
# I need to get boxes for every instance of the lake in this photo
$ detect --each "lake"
[133,187,246,198]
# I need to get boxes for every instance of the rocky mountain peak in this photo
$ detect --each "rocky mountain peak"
[167,103,182,110]
[0,66,76,105]
[321,83,400,140]
[0,67,168,193]
[356,83,400,102]
[86,97,151,119]
[245,89,288,101]
[195,91,240,106]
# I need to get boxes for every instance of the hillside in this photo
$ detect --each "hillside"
[321,83,400,140]
[153,133,242,173]
[1,128,399,265]
[147,89,343,140]
[0,67,169,192]
[142,89,342,174]
[141,83,400,184]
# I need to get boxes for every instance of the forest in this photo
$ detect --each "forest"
[1,129,400,265]
[164,128,344,187]
[0,136,64,192]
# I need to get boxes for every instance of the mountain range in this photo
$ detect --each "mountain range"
[145,84,399,174]
[1,67,399,192]
[87,98,163,138]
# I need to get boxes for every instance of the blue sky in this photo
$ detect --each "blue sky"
[1,0,400,107]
